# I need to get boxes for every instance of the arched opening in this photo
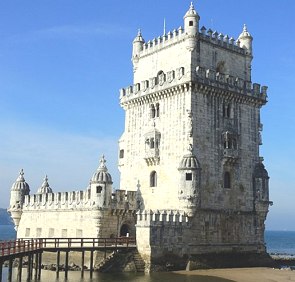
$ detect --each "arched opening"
[150,171,157,187]
[120,224,130,237]
[224,172,231,189]
[156,103,160,117]
[96,186,103,193]
[150,104,156,118]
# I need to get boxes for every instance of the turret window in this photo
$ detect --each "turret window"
[224,172,231,189]
[189,21,194,26]
[186,173,192,181]
[96,186,102,193]
[150,171,157,187]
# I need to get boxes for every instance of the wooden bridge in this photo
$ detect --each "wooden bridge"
[0,237,136,281]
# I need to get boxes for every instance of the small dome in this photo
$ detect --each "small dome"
[37,175,53,194]
[11,169,30,194]
[133,29,145,43]
[184,2,199,18]
[91,155,113,183]
[179,153,200,170]
[254,159,269,179]
[238,24,252,39]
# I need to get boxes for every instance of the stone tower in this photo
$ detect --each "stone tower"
[119,3,271,270]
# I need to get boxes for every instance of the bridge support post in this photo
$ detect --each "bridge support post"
[17,256,23,282]
[65,251,69,280]
[29,254,33,280]
[90,250,94,279]
[34,252,38,280]
[0,260,3,282]
[8,258,13,282]
[27,254,32,281]
[38,252,42,280]
[56,251,60,278]
[81,251,85,278]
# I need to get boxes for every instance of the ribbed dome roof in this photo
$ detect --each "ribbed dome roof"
[238,24,252,39]
[11,169,30,193]
[179,153,200,170]
[91,155,113,183]
[133,29,145,43]
[37,175,53,194]
[184,2,199,18]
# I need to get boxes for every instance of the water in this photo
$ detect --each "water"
[0,226,294,281]
[265,230,295,255]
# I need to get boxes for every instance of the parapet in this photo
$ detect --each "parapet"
[23,190,93,210]
[120,66,188,105]
[120,65,267,105]
[194,66,268,102]
[138,27,186,59]
[23,189,138,212]
[136,209,190,226]
[199,26,246,55]
[110,190,137,211]
[134,25,246,62]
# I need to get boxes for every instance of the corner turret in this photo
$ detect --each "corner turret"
[8,169,30,230]
[178,148,201,216]
[183,2,200,51]
[238,24,253,55]
[184,2,200,35]
[90,155,113,207]
[132,29,145,71]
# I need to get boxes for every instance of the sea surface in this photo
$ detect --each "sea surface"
[0,225,294,281]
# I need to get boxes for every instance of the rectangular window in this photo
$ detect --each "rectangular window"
[186,173,192,181]
[62,229,67,238]
[25,228,30,237]
[76,229,83,237]
[49,228,54,238]
[119,149,124,158]
[36,228,42,237]
[189,21,194,26]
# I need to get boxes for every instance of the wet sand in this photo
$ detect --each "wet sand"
[176,267,295,282]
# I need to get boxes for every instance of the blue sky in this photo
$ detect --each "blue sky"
[0,1,294,231]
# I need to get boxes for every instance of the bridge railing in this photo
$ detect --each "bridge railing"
[0,237,136,258]
[40,237,136,249]
[0,239,42,257]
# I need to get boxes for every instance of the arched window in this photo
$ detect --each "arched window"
[224,172,231,189]
[96,186,103,193]
[150,104,156,118]
[150,138,155,149]
[156,103,160,117]
[150,171,157,187]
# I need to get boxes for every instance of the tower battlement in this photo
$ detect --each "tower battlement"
[136,209,189,226]
[136,25,246,61]
[22,189,137,211]
[120,65,267,106]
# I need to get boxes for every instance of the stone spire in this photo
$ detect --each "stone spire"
[37,175,53,194]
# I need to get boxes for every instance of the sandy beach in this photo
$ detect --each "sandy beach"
[176,267,295,282]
